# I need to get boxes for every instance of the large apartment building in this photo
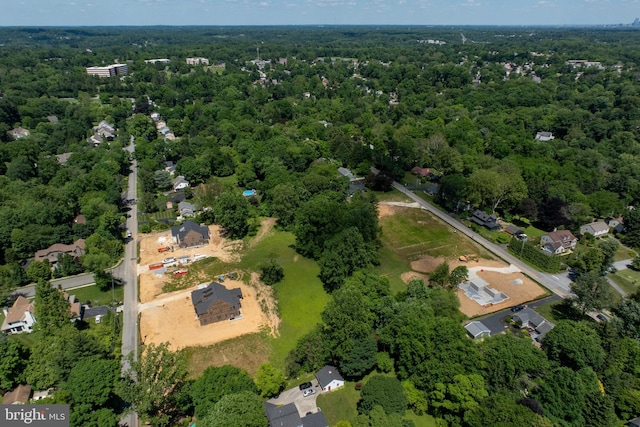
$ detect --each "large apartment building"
[86,64,128,78]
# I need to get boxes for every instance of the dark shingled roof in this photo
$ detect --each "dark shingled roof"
[264,402,303,427]
[316,365,344,389]
[171,220,210,242]
[191,282,241,316]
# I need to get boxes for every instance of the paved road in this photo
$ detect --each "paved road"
[119,138,139,427]
[13,273,96,298]
[387,179,573,298]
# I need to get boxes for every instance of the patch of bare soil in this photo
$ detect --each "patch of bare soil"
[410,255,508,274]
[378,203,396,219]
[251,218,277,248]
[139,275,279,352]
[457,270,546,318]
[249,272,280,335]
[401,271,430,284]
[138,224,239,267]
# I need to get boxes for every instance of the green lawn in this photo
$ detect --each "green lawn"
[373,188,413,203]
[186,225,330,373]
[534,299,586,323]
[71,283,125,306]
[237,230,330,369]
[376,206,491,292]
[615,246,637,262]
[316,381,361,425]
[138,209,177,223]
[609,268,640,295]
[316,379,437,426]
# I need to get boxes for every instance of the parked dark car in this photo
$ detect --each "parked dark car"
[299,382,312,390]
[510,304,525,312]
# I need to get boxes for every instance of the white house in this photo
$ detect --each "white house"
[540,230,577,254]
[316,365,344,392]
[464,321,491,339]
[173,176,190,191]
[535,131,554,141]
[1,296,36,334]
[580,221,609,238]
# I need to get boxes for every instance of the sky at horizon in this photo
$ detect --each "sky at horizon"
[1,0,639,27]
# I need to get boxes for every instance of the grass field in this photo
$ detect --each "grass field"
[609,268,640,295]
[376,206,489,292]
[614,246,637,262]
[316,376,437,426]
[183,225,330,373]
[316,381,361,425]
[138,209,177,223]
[72,283,125,306]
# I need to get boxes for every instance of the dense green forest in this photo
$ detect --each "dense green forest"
[2,26,640,427]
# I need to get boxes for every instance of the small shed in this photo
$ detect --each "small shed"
[316,365,345,392]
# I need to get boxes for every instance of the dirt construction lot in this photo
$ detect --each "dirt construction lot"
[406,254,546,317]
[137,220,279,351]
[139,273,278,352]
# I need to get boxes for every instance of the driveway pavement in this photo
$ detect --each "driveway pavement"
[474,294,563,336]
[267,379,322,416]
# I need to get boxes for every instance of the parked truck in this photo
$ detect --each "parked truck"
[158,246,172,253]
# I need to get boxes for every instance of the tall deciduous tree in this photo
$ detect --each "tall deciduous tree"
[213,191,250,239]
[542,320,605,370]
[358,375,407,416]
[189,365,257,419]
[254,363,286,398]
[199,391,268,427]
[0,340,29,392]
[570,272,613,314]
[118,342,187,427]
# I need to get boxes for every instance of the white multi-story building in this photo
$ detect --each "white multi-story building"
[86,64,128,78]
[1,296,36,334]
[186,57,209,65]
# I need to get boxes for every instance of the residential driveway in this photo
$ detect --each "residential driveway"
[475,294,562,336]
[267,379,322,416]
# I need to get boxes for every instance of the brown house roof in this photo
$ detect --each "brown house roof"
[5,296,34,324]
[2,384,32,404]
[34,239,85,263]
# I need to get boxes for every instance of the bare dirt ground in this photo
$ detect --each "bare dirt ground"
[138,224,240,267]
[139,276,279,351]
[456,270,546,317]
[378,202,422,219]
[405,254,545,317]
[251,218,277,248]
[137,220,280,351]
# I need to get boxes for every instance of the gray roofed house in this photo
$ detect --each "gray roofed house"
[47,115,59,123]
[191,282,242,326]
[470,210,501,231]
[513,307,555,342]
[580,221,609,238]
[264,402,303,427]
[316,365,345,392]
[83,305,110,320]
[464,321,491,339]
[629,416,640,427]
[535,131,554,141]
[55,152,73,165]
[337,167,366,194]
[171,220,209,248]
[263,402,329,427]
[505,224,525,236]
[178,201,197,217]
[172,175,190,191]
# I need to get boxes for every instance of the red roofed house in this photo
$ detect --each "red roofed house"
[410,167,431,177]
[1,296,36,334]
